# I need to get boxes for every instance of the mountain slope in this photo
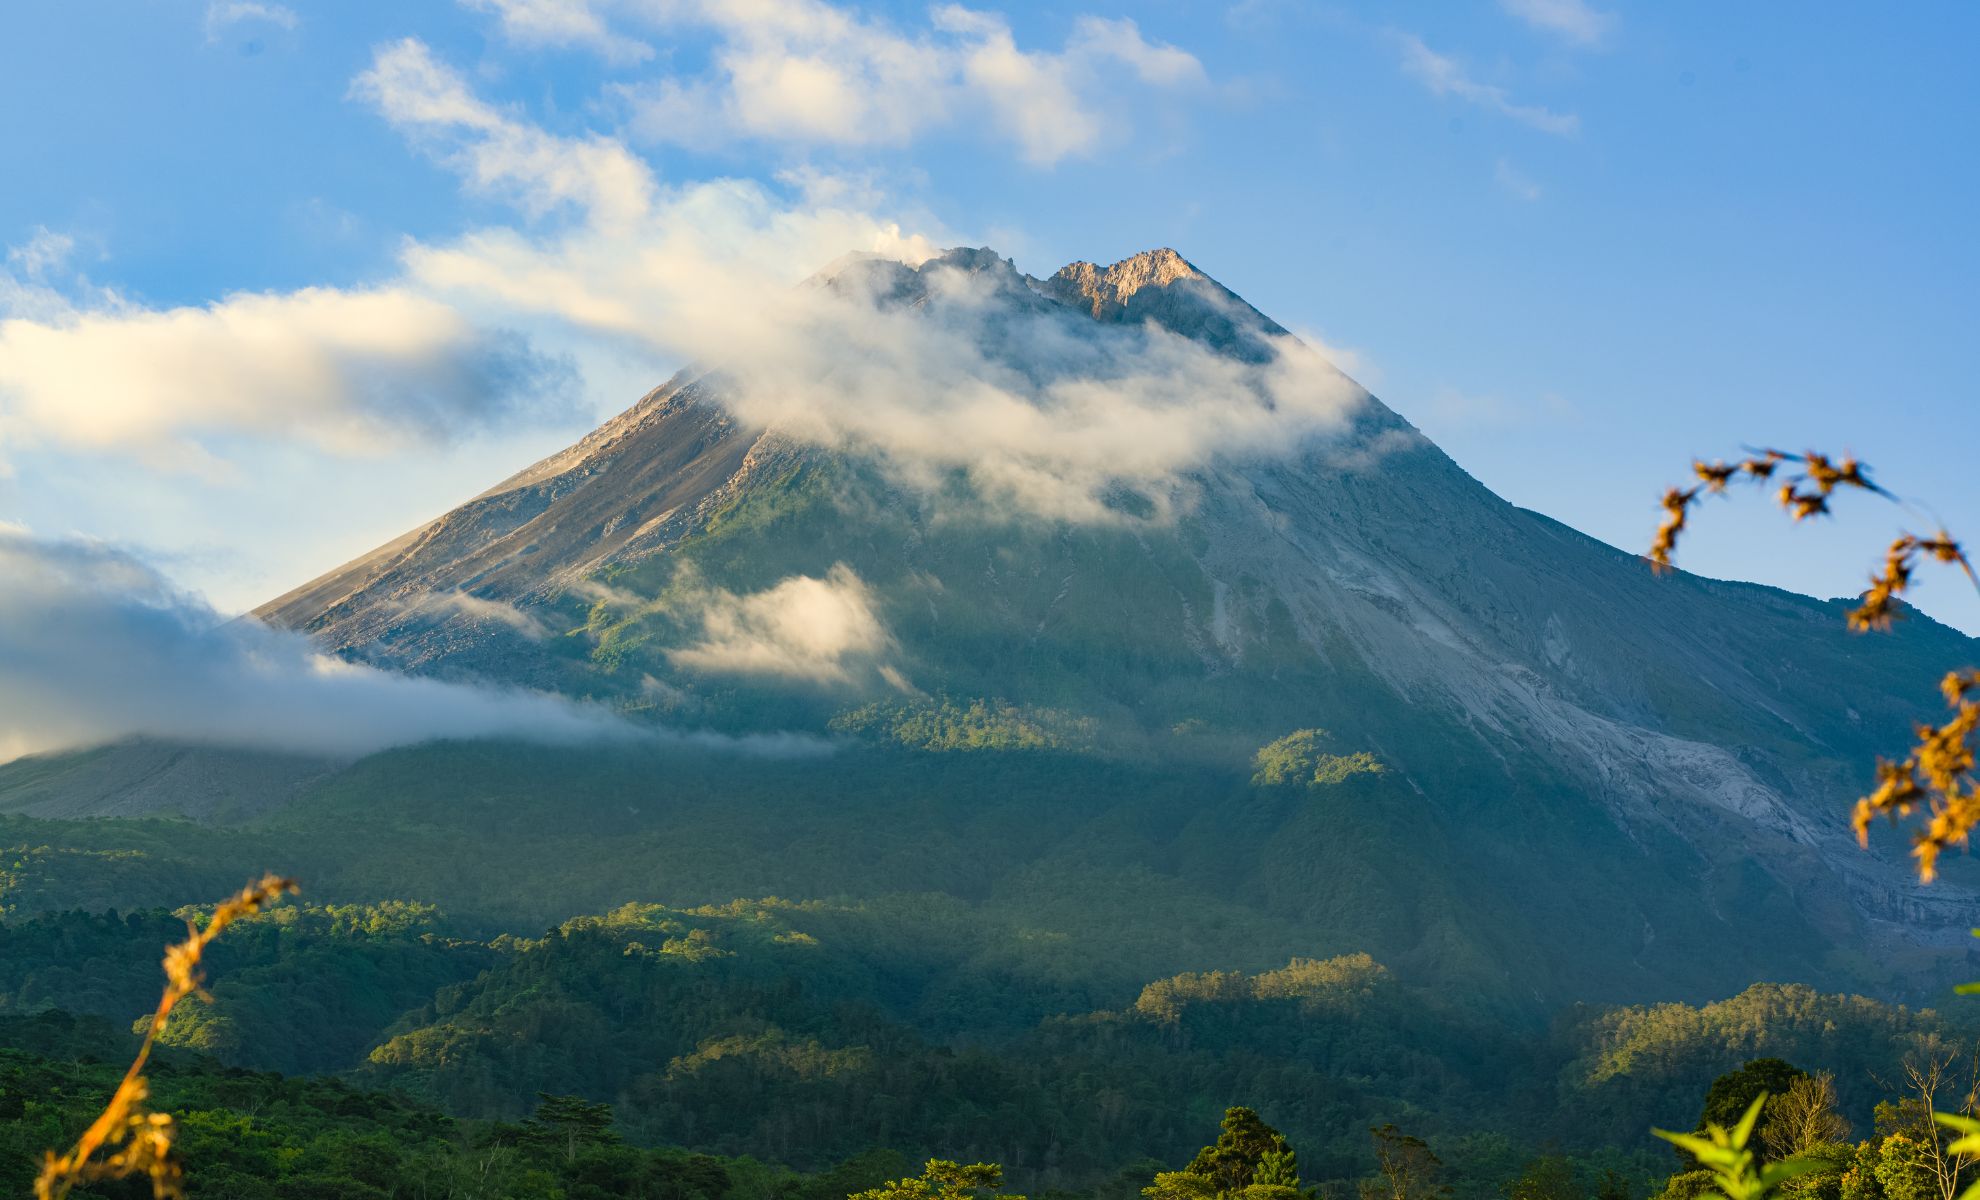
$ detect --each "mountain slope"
[55,246,1980,999]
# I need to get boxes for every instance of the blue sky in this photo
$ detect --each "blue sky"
[1,0,1976,635]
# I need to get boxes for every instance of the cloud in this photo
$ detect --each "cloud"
[1494,157,1542,200]
[353,38,657,226]
[1498,0,1615,48]
[5,227,75,279]
[358,41,1367,523]
[670,564,894,683]
[403,591,554,640]
[204,1,297,43]
[0,258,578,472]
[691,255,1368,522]
[1396,34,1579,135]
[463,0,654,64]
[0,528,636,764]
[600,1,1207,166]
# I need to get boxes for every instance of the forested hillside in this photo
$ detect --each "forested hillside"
[4,884,1975,1199]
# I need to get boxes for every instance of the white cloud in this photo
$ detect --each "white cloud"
[464,0,654,64]
[1397,33,1579,135]
[204,1,298,44]
[602,1,1207,165]
[405,590,554,640]
[0,266,576,472]
[1498,0,1615,49]
[0,528,634,763]
[1494,157,1543,200]
[354,38,657,227]
[670,564,894,683]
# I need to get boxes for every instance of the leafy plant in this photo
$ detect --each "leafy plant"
[1656,1095,1828,1200]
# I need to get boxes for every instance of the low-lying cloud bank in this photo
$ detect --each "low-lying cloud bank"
[0,528,635,763]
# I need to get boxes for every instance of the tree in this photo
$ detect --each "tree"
[1765,1074,1853,1160]
[1186,1108,1294,1195]
[1884,1038,1980,1200]
[1503,1156,1576,1200]
[1871,1136,1938,1200]
[853,1160,1025,1200]
[1246,1148,1310,1200]
[1365,1124,1450,1200]
[524,1092,618,1164]
[1702,1060,1809,1138]
[1146,1173,1224,1200]
[1255,1150,1302,1190]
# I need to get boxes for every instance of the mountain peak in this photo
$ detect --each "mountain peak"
[1045,248,1201,319]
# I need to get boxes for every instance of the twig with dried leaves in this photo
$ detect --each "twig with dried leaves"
[1648,448,1980,881]
[34,873,298,1200]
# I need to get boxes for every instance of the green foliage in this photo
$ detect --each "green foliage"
[852,1160,1025,1200]
[1184,1107,1293,1194]
[1249,731,1384,789]
[1703,1062,1810,1141]
[1867,1135,1936,1200]
[1367,1123,1450,1200]
[0,880,1959,1198]
[1656,1095,1829,1200]
[1503,1156,1577,1200]
[831,698,1098,753]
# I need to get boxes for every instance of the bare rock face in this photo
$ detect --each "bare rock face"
[255,374,755,677]
[1044,247,1205,318]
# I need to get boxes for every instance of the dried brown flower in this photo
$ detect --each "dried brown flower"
[1649,449,1979,883]
[35,874,297,1200]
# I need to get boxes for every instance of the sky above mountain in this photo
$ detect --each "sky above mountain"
[0,0,1975,635]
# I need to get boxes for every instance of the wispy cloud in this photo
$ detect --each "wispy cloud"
[353,38,657,226]
[670,565,895,684]
[1396,33,1580,135]
[203,1,297,44]
[4,227,76,279]
[462,0,653,65]
[0,528,634,763]
[1494,157,1543,200]
[1498,0,1616,49]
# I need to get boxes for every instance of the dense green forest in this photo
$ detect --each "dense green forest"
[5,883,1980,1199]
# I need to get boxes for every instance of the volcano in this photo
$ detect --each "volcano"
[20,247,1977,1002]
